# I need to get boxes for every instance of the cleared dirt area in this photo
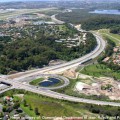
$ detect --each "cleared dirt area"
[75,75,120,100]
[63,67,78,79]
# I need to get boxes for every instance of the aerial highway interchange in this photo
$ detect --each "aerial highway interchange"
[1,15,120,107]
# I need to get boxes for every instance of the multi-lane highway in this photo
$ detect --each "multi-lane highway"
[51,14,65,24]
[7,32,106,80]
[1,73,120,107]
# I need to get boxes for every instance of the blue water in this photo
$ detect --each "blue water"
[39,78,60,87]
[89,10,120,15]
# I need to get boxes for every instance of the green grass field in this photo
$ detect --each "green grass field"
[98,29,120,45]
[1,90,119,120]
[29,78,44,86]
[81,64,120,80]
[16,93,98,118]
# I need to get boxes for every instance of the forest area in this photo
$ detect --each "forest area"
[0,24,97,74]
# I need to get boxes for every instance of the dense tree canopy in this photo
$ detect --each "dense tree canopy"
[110,27,120,34]
[0,30,97,74]
[81,17,120,30]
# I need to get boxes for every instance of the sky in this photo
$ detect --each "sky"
[0,0,22,2]
[0,0,49,2]
[0,0,117,2]
[0,0,75,1]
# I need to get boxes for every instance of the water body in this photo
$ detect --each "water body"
[89,10,120,15]
[39,78,60,87]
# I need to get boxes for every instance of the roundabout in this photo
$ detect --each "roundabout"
[27,74,70,90]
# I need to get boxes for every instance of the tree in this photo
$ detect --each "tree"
[34,107,39,115]
[23,99,27,107]
[2,106,7,112]
[13,102,20,109]
[0,112,3,117]
[29,104,32,110]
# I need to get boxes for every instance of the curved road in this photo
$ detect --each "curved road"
[1,77,120,107]
[8,33,105,80]
[51,14,65,24]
